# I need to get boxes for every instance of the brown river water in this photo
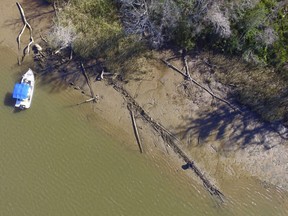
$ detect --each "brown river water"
[0,1,288,215]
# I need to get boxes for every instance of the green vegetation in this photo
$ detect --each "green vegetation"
[176,0,288,73]
[61,0,121,58]
[46,0,149,77]
[210,54,287,124]
[45,0,287,125]
[47,0,287,71]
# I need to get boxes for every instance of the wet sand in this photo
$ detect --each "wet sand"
[3,0,288,195]
[0,0,53,50]
[79,50,288,191]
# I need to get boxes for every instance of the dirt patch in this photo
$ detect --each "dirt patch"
[96,50,288,191]
[0,0,53,52]
[9,0,288,195]
[35,45,288,196]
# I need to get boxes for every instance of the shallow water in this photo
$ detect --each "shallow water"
[0,46,212,216]
[1,46,288,216]
[1,0,288,215]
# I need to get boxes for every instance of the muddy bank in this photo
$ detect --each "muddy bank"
[34,42,288,194]
[7,0,288,195]
[0,0,53,52]
[122,51,288,190]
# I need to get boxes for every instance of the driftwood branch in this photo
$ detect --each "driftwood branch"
[96,70,104,81]
[69,46,73,60]
[52,1,59,19]
[182,51,192,81]
[128,104,144,153]
[80,62,97,102]
[161,59,188,78]
[40,34,48,43]
[163,57,242,114]
[76,98,96,106]
[188,72,241,113]
[16,2,34,65]
[16,23,26,51]
[54,46,65,54]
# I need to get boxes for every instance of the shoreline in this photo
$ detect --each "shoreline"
[35,45,288,193]
[5,0,288,193]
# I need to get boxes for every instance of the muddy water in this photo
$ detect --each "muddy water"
[0,46,215,215]
[0,1,288,216]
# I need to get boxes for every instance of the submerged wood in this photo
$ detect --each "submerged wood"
[111,79,225,202]
[128,104,144,153]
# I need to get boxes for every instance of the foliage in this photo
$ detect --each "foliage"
[48,0,149,78]
[115,0,288,70]
[211,54,288,124]
[50,0,288,123]
[53,0,287,71]
[47,0,120,56]
[114,0,288,123]
[47,21,76,50]
[43,0,68,4]
[115,0,182,48]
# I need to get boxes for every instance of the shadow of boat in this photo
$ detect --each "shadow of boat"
[4,92,14,107]
[4,92,24,113]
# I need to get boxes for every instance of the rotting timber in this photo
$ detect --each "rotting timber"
[33,41,225,202]
[110,79,225,202]
[31,18,224,202]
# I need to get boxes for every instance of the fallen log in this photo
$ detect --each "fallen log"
[161,59,188,78]
[188,161,224,202]
[128,104,144,153]
[40,34,48,43]
[110,79,225,202]
[80,62,97,102]
[96,70,104,81]
[16,2,34,65]
[76,97,96,106]
[182,51,193,81]
[188,74,241,113]
[16,22,26,51]
[163,57,242,114]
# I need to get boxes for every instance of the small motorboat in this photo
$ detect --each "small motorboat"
[12,68,35,109]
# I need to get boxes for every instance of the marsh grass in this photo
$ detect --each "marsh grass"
[48,0,150,79]
[209,53,288,124]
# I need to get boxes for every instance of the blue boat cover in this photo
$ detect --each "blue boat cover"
[12,83,30,99]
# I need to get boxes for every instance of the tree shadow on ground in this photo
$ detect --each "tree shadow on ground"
[35,56,87,93]
[34,28,149,93]
[207,53,288,128]
[177,105,287,151]
[5,0,54,38]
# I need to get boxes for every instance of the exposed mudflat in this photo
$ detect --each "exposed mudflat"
[46,49,288,192]
[6,0,288,194]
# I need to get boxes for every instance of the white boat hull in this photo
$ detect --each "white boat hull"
[15,68,35,109]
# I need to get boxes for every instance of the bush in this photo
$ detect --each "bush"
[52,0,122,58]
